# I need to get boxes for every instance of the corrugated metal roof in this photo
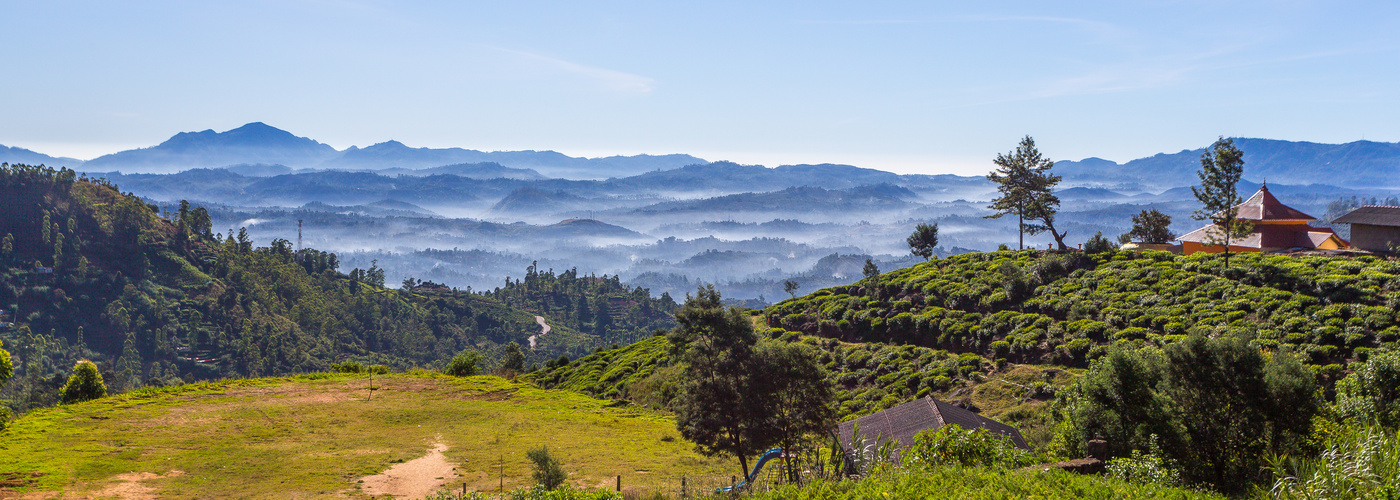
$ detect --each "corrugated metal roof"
[836,397,1029,452]
[1334,205,1400,227]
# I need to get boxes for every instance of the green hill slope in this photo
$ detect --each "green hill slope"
[0,164,591,412]
[765,250,1400,369]
[0,373,729,497]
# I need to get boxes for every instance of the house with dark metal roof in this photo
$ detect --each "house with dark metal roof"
[1177,184,1349,255]
[837,396,1028,453]
[1333,205,1400,253]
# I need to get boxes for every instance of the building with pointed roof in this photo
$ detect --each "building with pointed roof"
[1178,184,1349,255]
[837,396,1028,454]
[1333,205,1400,253]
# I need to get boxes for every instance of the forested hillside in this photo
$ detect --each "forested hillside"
[479,263,679,346]
[0,163,590,413]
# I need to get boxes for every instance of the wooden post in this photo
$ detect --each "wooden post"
[499,454,504,491]
[616,475,621,492]
[461,483,466,498]
[681,476,686,498]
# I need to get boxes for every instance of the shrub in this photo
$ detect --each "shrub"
[902,424,1035,469]
[526,446,567,490]
[445,349,483,376]
[60,360,107,404]
[1335,350,1400,427]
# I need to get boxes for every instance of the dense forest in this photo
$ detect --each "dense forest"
[0,163,619,414]
[475,262,679,346]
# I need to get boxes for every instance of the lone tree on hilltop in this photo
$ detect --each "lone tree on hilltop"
[783,279,800,299]
[907,222,940,260]
[60,360,107,404]
[1129,209,1176,244]
[986,136,1068,250]
[1191,137,1252,268]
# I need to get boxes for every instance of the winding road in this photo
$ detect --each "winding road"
[528,316,551,348]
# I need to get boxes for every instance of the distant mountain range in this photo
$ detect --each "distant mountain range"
[1054,138,1400,191]
[3,122,1397,189]
[2,122,707,179]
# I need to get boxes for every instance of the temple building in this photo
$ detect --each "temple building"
[1178,184,1349,255]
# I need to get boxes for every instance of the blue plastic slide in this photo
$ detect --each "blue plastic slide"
[717,448,784,492]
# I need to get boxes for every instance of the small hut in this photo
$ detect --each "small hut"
[1333,205,1400,253]
[837,397,1028,453]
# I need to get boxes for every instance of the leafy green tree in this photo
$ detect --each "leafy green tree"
[501,342,526,373]
[754,340,836,482]
[1191,137,1252,268]
[445,349,482,377]
[986,136,1067,250]
[60,360,107,404]
[783,279,800,299]
[1129,209,1175,244]
[0,339,12,390]
[907,222,940,260]
[1083,231,1114,253]
[1335,350,1400,427]
[670,285,771,478]
[862,259,879,281]
[1,233,12,262]
[1055,337,1318,494]
[526,446,567,490]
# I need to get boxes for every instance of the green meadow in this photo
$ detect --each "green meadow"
[0,373,729,498]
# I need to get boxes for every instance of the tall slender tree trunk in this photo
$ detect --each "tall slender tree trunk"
[1017,211,1024,250]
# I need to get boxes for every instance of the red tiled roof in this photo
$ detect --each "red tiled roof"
[1222,185,1315,221]
[1178,223,1345,249]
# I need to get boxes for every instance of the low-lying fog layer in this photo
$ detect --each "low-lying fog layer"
[118,163,1392,303]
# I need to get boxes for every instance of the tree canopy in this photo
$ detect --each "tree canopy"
[1191,137,1252,267]
[60,360,107,404]
[907,222,940,260]
[1129,209,1176,244]
[986,136,1067,250]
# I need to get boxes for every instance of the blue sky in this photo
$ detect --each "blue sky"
[3,1,1398,175]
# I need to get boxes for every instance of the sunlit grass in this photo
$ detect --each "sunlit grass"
[0,373,729,498]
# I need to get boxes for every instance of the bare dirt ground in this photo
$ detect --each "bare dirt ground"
[359,441,457,499]
[527,316,550,349]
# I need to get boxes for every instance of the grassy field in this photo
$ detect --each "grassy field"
[0,373,730,498]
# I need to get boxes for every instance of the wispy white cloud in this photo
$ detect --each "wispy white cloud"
[487,46,656,93]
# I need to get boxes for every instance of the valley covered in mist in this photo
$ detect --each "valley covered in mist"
[10,123,1399,303]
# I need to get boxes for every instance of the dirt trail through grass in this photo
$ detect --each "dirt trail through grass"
[528,316,550,348]
[360,440,456,498]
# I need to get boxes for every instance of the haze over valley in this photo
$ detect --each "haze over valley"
[4,122,1396,302]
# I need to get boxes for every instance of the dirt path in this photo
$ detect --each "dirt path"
[527,316,551,349]
[360,441,457,499]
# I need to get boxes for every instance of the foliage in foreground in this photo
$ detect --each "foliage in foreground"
[1265,424,1400,500]
[902,424,1037,469]
[427,485,621,500]
[743,467,1223,500]
[527,446,567,490]
[1053,337,1317,494]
